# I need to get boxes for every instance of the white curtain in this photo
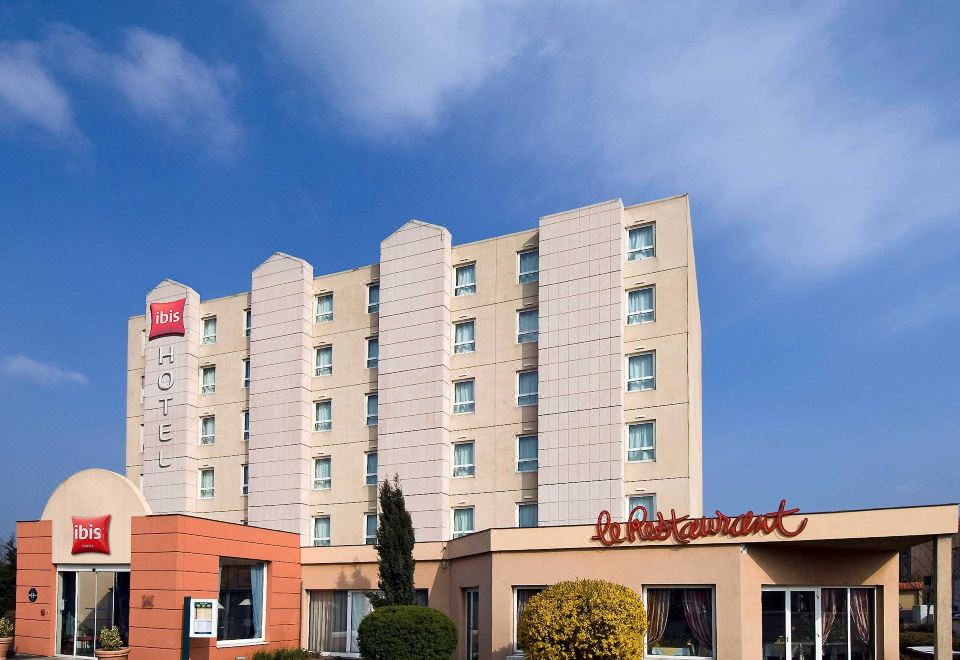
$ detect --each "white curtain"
[454,380,474,412]
[454,443,474,477]
[316,401,331,428]
[456,264,476,293]
[203,317,216,340]
[628,288,654,323]
[628,422,654,461]
[366,453,377,485]
[518,504,538,528]
[518,436,538,470]
[315,458,331,488]
[202,367,215,388]
[519,250,539,282]
[455,321,475,352]
[316,346,332,373]
[201,416,215,441]
[629,495,655,517]
[454,508,474,535]
[628,354,654,390]
[518,371,538,404]
[349,593,374,654]
[200,469,214,495]
[316,294,333,319]
[518,310,538,341]
[250,564,264,639]
[628,225,654,259]
[313,517,330,546]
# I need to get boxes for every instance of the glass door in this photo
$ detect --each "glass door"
[789,590,817,660]
[57,570,130,658]
[464,588,480,660]
[761,588,874,660]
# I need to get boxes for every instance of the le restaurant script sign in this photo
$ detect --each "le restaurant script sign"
[592,499,809,546]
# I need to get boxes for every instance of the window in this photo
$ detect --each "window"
[453,320,476,354]
[517,435,538,472]
[307,590,377,655]
[242,358,250,388]
[628,494,656,518]
[218,558,266,643]
[518,503,538,528]
[518,249,539,284]
[627,352,655,391]
[365,394,378,426]
[201,366,216,394]
[454,263,476,296]
[315,293,333,323]
[365,452,378,487]
[453,379,475,414]
[453,507,475,538]
[242,410,250,441]
[244,308,252,337]
[627,223,655,261]
[761,587,875,660]
[199,468,214,499]
[514,587,545,653]
[315,345,332,376]
[453,442,475,478]
[364,514,378,545]
[200,416,215,446]
[366,336,379,369]
[241,464,248,496]
[367,283,380,314]
[628,421,655,462]
[627,286,655,325]
[314,400,332,431]
[464,589,480,660]
[517,370,538,406]
[202,316,217,344]
[517,309,538,343]
[312,516,331,547]
[645,587,714,658]
[313,457,332,490]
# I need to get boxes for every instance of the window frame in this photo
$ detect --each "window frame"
[200,365,216,394]
[366,336,379,369]
[452,506,475,539]
[367,282,380,314]
[315,293,334,323]
[312,515,331,547]
[626,285,656,325]
[365,452,378,487]
[314,399,332,432]
[513,585,547,654]
[642,585,716,659]
[243,308,252,337]
[454,263,477,296]
[364,513,378,545]
[453,319,476,354]
[242,410,250,442]
[216,559,268,647]
[517,369,539,407]
[627,494,657,519]
[199,467,215,499]
[241,464,248,496]
[452,441,476,479]
[626,351,656,392]
[627,222,656,262]
[517,503,538,528]
[202,315,217,344]
[313,456,332,490]
[242,358,250,388]
[365,393,378,426]
[517,308,538,344]
[518,249,539,284]
[517,435,538,473]
[452,378,476,415]
[314,344,333,377]
[627,420,656,463]
[199,415,216,446]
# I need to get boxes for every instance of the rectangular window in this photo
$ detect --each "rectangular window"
[366,336,379,369]
[453,320,476,354]
[200,415,215,446]
[243,358,250,388]
[365,514,378,545]
[517,309,538,343]
[315,293,333,323]
[244,308,252,337]
[454,263,476,296]
[365,452,378,487]
[627,352,655,391]
[627,286,655,325]
[453,379,475,414]
[313,457,332,490]
[518,503,538,528]
[453,441,475,478]
[628,494,656,517]
[201,365,216,394]
[199,468,214,499]
[241,464,248,496]
[314,400,332,431]
[514,587,545,652]
[518,249,539,284]
[312,516,331,547]
[202,316,217,344]
[761,587,875,660]
[645,587,714,658]
[242,410,250,441]
[453,507,475,538]
[627,223,655,261]
[627,421,655,462]
[307,590,378,655]
[367,283,380,314]
[366,394,378,426]
[218,558,266,643]
[464,589,480,660]
[315,345,333,376]
[517,370,538,406]
[517,435,538,472]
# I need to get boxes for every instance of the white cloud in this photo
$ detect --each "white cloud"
[0,355,88,386]
[886,283,960,334]
[0,40,80,141]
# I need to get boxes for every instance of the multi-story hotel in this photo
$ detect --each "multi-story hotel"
[124,195,703,545]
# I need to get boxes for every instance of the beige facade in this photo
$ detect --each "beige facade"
[126,194,703,545]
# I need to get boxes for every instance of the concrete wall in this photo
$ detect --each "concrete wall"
[13,520,55,657]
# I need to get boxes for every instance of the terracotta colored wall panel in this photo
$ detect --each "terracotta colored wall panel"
[14,520,55,658]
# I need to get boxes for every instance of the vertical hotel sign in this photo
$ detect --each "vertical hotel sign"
[149,299,186,469]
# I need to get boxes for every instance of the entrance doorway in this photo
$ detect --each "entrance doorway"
[56,568,130,657]
[761,587,876,660]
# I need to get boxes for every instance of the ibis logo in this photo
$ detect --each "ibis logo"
[149,298,186,340]
[71,515,111,555]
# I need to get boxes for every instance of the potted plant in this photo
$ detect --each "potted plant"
[0,617,13,657]
[95,626,129,658]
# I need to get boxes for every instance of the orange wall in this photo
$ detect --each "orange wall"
[129,515,301,660]
[14,520,56,657]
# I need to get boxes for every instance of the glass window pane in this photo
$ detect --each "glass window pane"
[314,457,331,489]
[365,515,377,544]
[316,294,333,322]
[315,400,332,431]
[453,442,475,478]
[518,371,538,406]
[315,346,332,376]
[850,588,875,660]
[646,588,713,657]
[627,353,655,391]
[365,453,378,487]
[519,250,539,283]
[627,422,655,462]
[218,559,265,641]
[454,380,475,414]
[366,337,379,368]
[518,309,538,343]
[455,264,476,295]
[366,395,378,426]
[454,320,476,353]
[518,435,538,472]
[518,504,538,528]
[313,517,331,547]
[453,508,474,537]
[628,495,656,517]
[367,284,380,313]
[627,225,655,261]
[627,287,655,325]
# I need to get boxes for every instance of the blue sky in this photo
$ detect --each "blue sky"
[1,1,959,538]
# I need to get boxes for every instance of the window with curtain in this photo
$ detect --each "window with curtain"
[313,516,331,547]
[201,366,216,394]
[645,587,714,658]
[629,495,656,518]
[517,370,538,406]
[315,400,332,431]
[518,250,539,283]
[365,452,377,487]
[306,590,379,655]
[366,394,378,426]
[518,503,538,528]
[313,457,331,490]
[199,468,214,499]
[453,442,475,478]
[242,410,250,441]
[244,309,251,337]
[455,264,476,296]
[627,286,655,325]
[628,421,655,462]
[453,507,474,538]
[241,465,248,496]
[514,587,545,652]
[517,309,538,343]
[202,316,217,344]
[200,416,215,445]
[454,320,476,353]
[364,514,378,545]
[315,293,333,322]
[367,283,380,314]
[627,224,655,261]
[453,380,475,414]
[315,345,332,376]
[517,435,538,472]
[366,337,379,369]
[218,559,266,643]
[243,358,251,387]
[627,352,655,391]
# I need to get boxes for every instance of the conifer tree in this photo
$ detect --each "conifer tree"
[370,475,416,608]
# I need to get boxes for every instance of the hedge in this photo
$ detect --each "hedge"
[357,605,457,660]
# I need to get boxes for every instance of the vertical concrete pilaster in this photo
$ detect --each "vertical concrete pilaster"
[935,534,953,660]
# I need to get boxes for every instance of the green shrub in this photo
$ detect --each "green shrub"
[0,617,12,638]
[357,605,456,660]
[98,626,124,651]
[518,579,647,660]
[899,630,960,652]
[252,650,311,660]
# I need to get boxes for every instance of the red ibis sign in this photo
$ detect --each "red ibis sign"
[592,499,808,546]
[148,298,186,340]
[71,515,111,555]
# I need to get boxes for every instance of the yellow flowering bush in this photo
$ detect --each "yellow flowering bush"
[517,579,647,660]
